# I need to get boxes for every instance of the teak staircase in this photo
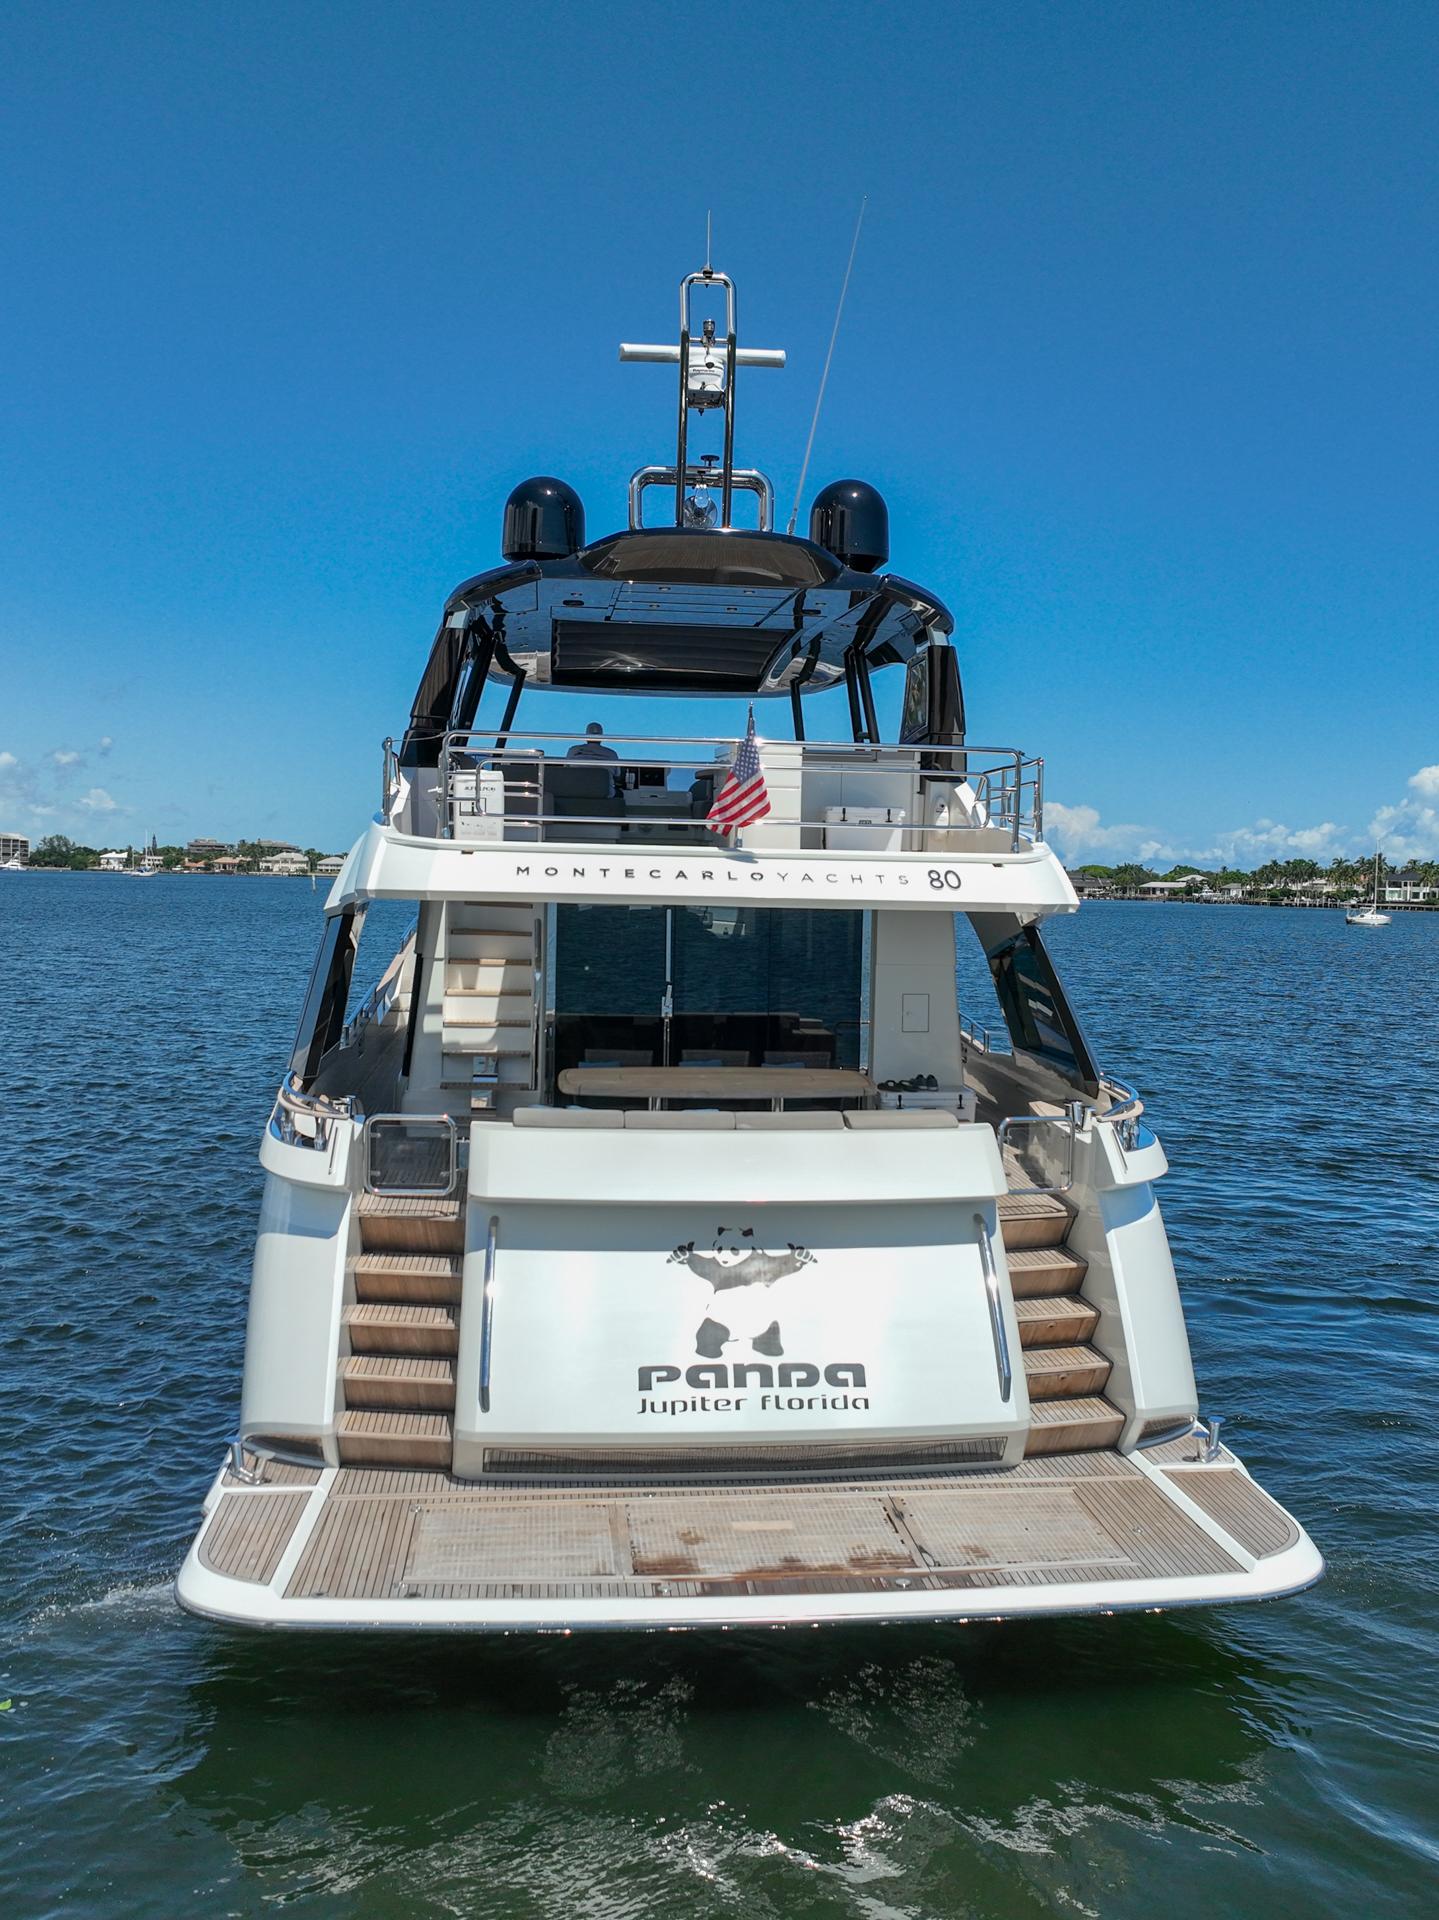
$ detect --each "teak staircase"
[339,1194,464,1466]
[334,1182,1119,1468]
[440,905,539,1109]
[997,1192,1125,1455]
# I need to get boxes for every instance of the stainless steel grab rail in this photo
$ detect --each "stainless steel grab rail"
[269,1075,356,1150]
[1135,1413,1225,1462]
[479,1215,499,1414]
[996,1108,1080,1196]
[973,1212,1013,1403]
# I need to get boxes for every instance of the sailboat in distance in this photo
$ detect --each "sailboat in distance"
[1346,854,1390,926]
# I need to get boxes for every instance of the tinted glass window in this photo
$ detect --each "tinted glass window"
[900,652,930,743]
[290,908,365,1084]
[987,924,1101,1095]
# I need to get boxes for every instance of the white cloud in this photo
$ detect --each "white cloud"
[1044,801,1168,864]
[1367,800,1439,863]
[76,787,120,814]
[1197,818,1347,864]
[97,735,114,756]
[1048,800,1351,869]
[0,751,18,771]
[1406,765,1439,799]
[50,748,83,768]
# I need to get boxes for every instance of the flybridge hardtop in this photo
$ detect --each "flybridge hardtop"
[402,262,956,762]
[404,527,952,718]
[176,262,1320,1633]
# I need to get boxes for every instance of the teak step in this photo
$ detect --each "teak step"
[445,959,535,994]
[442,994,535,1026]
[1005,1245,1089,1297]
[447,930,534,962]
[1021,1343,1111,1401]
[352,1252,462,1304]
[1024,1396,1125,1456]
[441,1032,535,1056]
[1014,1295,1100,1348]
[997,1192,1074,1250]
[338,1410,453,1468]
[344,1303,459,1355]
[342,1354,456,1410]
[357,1194,465,1254]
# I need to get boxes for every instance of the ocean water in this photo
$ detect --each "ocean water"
[2,874,1436,1918]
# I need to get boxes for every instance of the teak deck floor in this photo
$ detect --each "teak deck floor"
[198,1451,1296,1604]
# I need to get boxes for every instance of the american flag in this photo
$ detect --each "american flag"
[707,707,771,834]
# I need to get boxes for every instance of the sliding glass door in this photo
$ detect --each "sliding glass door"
[552,904,864,1082]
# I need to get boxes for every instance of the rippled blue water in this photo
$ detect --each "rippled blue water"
[3,876,1436,1917]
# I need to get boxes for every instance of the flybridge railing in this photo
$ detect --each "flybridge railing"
[384,732,1044,852]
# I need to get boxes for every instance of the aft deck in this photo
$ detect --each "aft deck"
[179,1440,1318,1629]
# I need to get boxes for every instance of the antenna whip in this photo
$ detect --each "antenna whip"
[786,195,867,536]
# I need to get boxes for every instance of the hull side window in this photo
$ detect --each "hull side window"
[986,923,1101,1098]
[290,907,366,1087]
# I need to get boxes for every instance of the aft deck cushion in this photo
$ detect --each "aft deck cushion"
[513,1106,626,1129]
[842,1109,960,1130]
[735,1111,846,1130]
[623,1110,737,1129]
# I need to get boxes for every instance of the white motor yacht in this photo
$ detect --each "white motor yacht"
[177,266,1321,1632]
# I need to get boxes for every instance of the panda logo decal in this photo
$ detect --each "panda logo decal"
[667,1226,817,1360]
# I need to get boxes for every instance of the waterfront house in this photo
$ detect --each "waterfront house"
[1385,868,1438,904]
[315,853,345,875]
[259,850,311,876]
[0,830,28,866]
[1138,874,1208,897]
[98,850,127,872]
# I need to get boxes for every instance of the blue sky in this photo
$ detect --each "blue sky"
[2,0,1436,863]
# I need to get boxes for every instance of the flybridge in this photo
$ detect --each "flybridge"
[399,259,960,765]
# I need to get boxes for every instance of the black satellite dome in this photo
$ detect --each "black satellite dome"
[502,476,585,562]
[808,479,889,574]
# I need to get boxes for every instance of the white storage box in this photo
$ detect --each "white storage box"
[877,1087,978,1121]
[450,767,507,843]
[823,804,907,852]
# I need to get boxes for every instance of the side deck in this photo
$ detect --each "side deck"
[177,1439,1321,1630]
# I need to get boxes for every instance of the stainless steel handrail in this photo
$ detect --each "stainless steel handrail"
[1097,1077,1144,1150]
[974,1211,1013,1403]
[996,1109,1080,1197]
[479,1214,499,1413]
[1135,1413,1225,1462]
[228,1435,326,1481]
[628,465,775,529]
[441,726,1034,757]
[437,731,1043,850]
[269,1076,357,1149]
[959,1012,1011,1055]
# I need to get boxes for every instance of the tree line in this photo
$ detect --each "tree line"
[1072,855,1437,892]
[25,835,329,871]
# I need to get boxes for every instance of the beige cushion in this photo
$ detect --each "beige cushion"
[513,1105,625,1129]
[735,1111,846,1130]
[843,1109,960,1130]
[623,1110,737,1130]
